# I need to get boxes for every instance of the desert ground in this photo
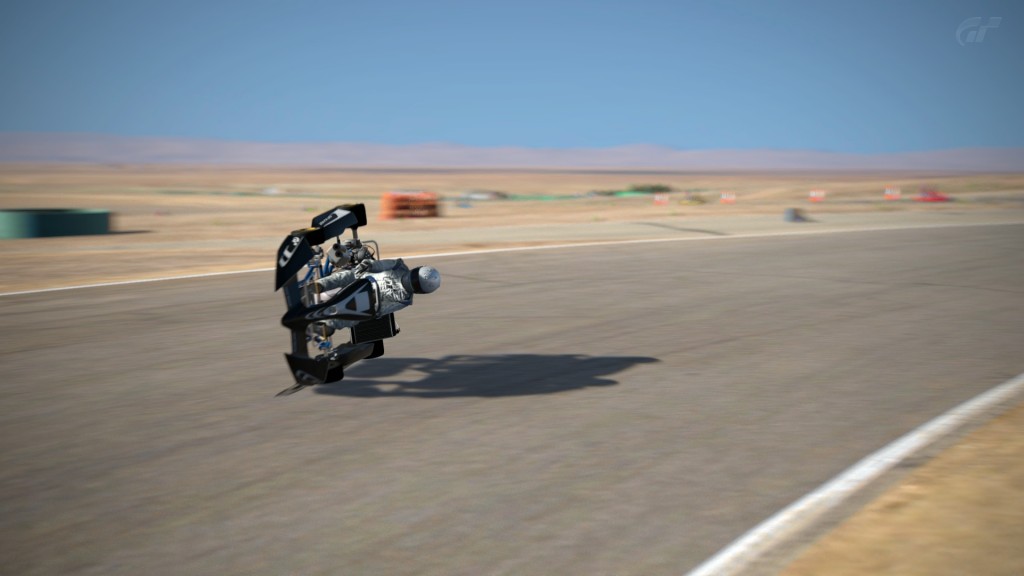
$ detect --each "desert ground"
[1,165,1023,574]
[1,164,1023,292]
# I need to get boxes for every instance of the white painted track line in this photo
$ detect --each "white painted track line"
[2,220,1021,298]
[0,267,276,297]
[685,370,1024,576]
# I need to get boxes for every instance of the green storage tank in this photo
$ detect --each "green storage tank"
[0,208,111,238]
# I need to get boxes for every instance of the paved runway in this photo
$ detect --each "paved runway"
[2,224,1023,576]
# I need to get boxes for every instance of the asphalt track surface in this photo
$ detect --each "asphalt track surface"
[2,224,1023,576]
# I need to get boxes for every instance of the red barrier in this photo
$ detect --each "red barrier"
[380,191,440,220]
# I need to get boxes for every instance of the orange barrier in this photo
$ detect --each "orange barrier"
[379,191,441,220]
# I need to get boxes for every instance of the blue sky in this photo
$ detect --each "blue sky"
[1,0,1021,152]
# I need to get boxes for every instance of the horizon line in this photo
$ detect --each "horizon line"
[2,131,1023,155]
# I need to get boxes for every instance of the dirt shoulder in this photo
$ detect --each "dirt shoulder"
[779,398,1024,576]
[2,165,1023,292]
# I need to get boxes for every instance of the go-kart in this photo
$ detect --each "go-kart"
[273,203,437,395]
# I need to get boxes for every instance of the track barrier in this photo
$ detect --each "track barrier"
[0,208,111,238]
[379,191,441,220]
[784,208,811,222]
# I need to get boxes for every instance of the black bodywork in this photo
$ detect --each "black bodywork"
[274,203,399,392]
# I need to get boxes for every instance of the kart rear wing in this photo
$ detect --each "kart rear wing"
[274,203,368,290]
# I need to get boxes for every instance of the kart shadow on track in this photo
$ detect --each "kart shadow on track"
[312,354,658,398]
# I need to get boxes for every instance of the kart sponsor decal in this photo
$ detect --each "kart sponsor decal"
[314,208,350,229]
[278,236,302,267]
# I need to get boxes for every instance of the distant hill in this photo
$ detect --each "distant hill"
[1,132,1022,171]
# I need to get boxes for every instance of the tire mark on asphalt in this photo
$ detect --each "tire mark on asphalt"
[633,221,730,236]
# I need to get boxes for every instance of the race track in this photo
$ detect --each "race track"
[2,223,1023,576]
